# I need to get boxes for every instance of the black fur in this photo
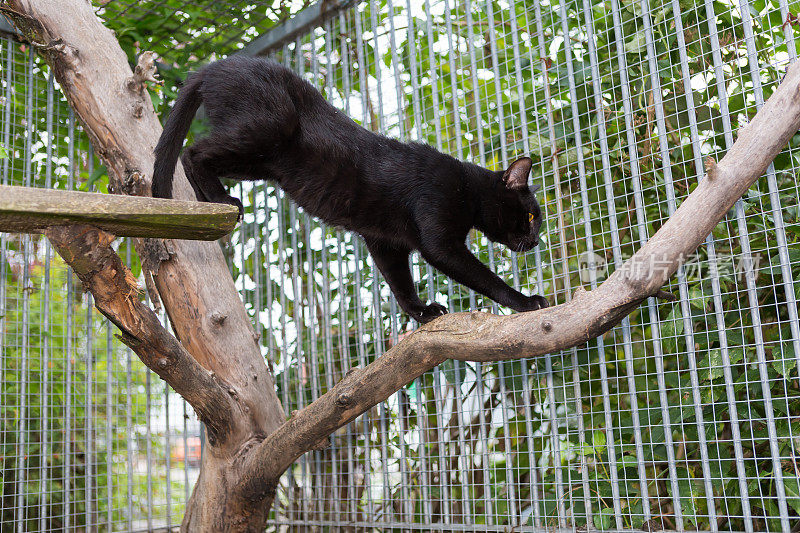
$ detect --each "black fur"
[152,56,548,323]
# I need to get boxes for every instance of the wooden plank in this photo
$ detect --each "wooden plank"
[0,185,238,240]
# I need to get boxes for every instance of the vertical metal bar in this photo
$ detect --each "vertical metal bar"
[277,44,296,524]
[320,19,341,525]
[0,50,10,533]
[145,364,153,530]
[529,2,569,525]
[15,47,34,533]
[292,36,312,523]
[125,244,135,532]
[183,399,190,501]
[399,3,452,524]
[436,3,474,523]
[442,0,464,162]
[39,69,55,533]
[419,0,455,324]
[262,184,275,417]
[505,13,551,506]
[368,10,395,515]
[165,365,172,528]
[106,316,113,531]
[65,106,75,531]
[85,299,94,530]
[275,131,294,522]
[701,0,755,526]
[463,2,498,523]
[80,149,95,531]
[0,58,10,497]
[633,0,687,526]
[734,8,792,530]
[336,227,358,525]
[472,361,495,524]
[320,181,338,517]
[273,46,295,521]
[306,33,326,523]
[555,0,596,524]
[776,0,797,60]
[335,14,359,524]
[87,153,96,531]
[0,38,11,531]
[464,0,485,165]
[354,5,381,521]
[581,0,645,526]
[484,4,521,523]
[0,48,11,484]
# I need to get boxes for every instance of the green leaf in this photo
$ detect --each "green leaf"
[772,341,798,378]
[688,285,709,310]
[661,307,685,352]
[592,429,607,448]
[624,31,648,54]
[783,475,800,515]
[80,164,108,192]
[593,507,615,530]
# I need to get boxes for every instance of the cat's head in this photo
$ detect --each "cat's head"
[482,157,543,252]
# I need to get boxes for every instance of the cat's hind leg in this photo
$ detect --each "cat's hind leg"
[180,151,210,203]
[181,136,245,217]
[365,238,447,324]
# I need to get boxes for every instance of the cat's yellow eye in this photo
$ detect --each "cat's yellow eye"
[528,213,535,223]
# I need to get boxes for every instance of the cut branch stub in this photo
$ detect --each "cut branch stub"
[0,185,238,240]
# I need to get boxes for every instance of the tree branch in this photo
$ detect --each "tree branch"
[45,225,243,446]
[3,0,285,451]
[237,61,800,501]
[9,0,800,526]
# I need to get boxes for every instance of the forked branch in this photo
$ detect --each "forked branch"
[16,0,800,519]
[46,225,245,446]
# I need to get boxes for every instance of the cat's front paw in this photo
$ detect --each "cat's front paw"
[519,294,549,312]
[417,303,448,324]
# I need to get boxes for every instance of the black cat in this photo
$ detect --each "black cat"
[152,56,548,324]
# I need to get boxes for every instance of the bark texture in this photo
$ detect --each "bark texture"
[6,0,800,530]
[2,1,284,529]
[236,60,800,500]
[46,225,242,445]
[0,184,238,239]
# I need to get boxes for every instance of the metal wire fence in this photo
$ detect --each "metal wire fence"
[0,38,200,532]
[244,0,800,530]
[0,0,799,530]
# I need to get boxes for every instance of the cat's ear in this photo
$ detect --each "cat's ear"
[502,157,532,190]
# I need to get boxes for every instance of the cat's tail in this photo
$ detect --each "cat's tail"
[151,71,204,199]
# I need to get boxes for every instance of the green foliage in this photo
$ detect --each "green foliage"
[3,0,799,528]
[0,39,177,529]
[0,253,159,530]
[223,0,800,529]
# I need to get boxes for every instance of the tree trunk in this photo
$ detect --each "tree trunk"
[2,1,285,529]
[6,0,800,531]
